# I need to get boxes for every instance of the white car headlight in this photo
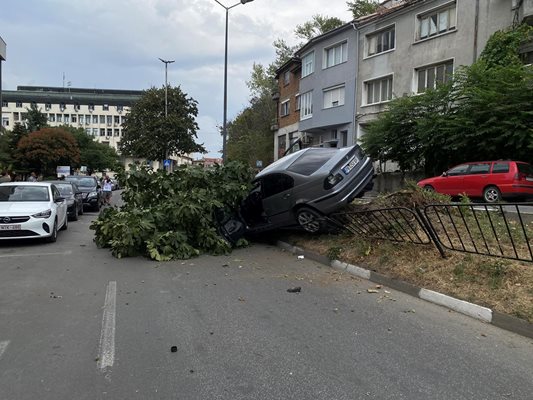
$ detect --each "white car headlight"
[32,209,52,218]
[88,191,98,197]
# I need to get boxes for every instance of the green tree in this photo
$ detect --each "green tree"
[347,0,379,19]
[24,103,49,132]
[62,126,121,172]
[120,86,206,164]
[17,128,80,175]
[294,14,345,41]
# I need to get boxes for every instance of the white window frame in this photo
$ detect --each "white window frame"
[323,85,345,109]
[300,91,313,120]
[295,93,301,111]
[280,99,290,117]
[415,59,454,93]
[301,51,315,78]
[323,41,348,69]
[416,1,457,41]
[363,74,394,106]
[365,24,395,58]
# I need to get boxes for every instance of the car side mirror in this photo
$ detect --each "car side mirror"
[441,172,448,177]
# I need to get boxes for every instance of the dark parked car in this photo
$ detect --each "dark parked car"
[417,160,533,202]
[221,144,374,242]
[64,175,103,211]
[46,180,84,220]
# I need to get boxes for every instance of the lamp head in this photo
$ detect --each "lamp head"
[240,0,254,3]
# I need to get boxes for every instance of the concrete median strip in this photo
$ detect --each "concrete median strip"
[97,281,117,372]
[0,340,9,359]
[277,240,533,339]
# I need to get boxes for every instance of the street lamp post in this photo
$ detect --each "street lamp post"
[213,0,254,163]
[158,58,174,170]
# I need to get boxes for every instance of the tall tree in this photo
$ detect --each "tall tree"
[24,103,49,132]
[120,86,206,163]
[17,128,80,175]
[347,0,379,19]
[294,15,345,41]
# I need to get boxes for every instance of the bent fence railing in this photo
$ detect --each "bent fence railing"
[329,203,533,263]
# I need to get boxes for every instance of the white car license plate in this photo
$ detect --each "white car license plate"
[0,225,21,231]
[342,156,359,175]
[526,177,533,182]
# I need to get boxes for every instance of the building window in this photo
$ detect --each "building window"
[100,128,106,136]
[89,103,95,111]
[74,103,80,111]
[365,75,393,105]
[114,116,120,125]
[14,113,19,121]
[117,105,123,112]
[295,94,301,111]
[341,130,348,147]
[99,115,105,124]
[79,115,84,124]
[56,114,62,123]
[324,41,347,68]
[1,117,8,127]
[107,128,112,136]
[92,128,98,136]
[278,134,287,160]
[300,91,313,120]
[48,114,56,122]
[416,60,453,93]
[85,128,91,135]
[302,51,314,78]
[367,26,395,57]
[45,103,51,111]
[103,104,109,111]
[418,3,456,40]
[71,115,77,123]
[283,71,290,86]
[1,101,7,107]
[280,100,290,117]
[64,115,70,123]
[85,115,90,124]
[60,102,66,111]
[323,85,345,109]
[114,129,120,137]
[92,115,98,124]
[107,116,112,126]
[16,101,23,108]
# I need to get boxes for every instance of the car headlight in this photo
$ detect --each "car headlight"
[32,209,52,218]
[88,191,98,198]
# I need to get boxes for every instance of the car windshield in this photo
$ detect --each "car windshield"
[287,148,339,176]
[0,185,50,202]
[56,184,73,195]
[67,177,96,187]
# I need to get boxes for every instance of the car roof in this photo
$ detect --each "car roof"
[0,181,53,187]
[256,145,356,178]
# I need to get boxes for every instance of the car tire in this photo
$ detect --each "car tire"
[60,215,68,231]
[483,186,501,203]
[296,207,324,233]
[423,185,435,192]
[46,221,58,243]
[72,208,79,221]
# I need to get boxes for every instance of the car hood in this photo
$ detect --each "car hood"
[77,186,97,193]
[0,202,52,214]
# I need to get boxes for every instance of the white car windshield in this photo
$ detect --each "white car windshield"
[0,186,50,202]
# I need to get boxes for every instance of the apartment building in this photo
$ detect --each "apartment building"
[1,86,141,152]
[272,57,301,160]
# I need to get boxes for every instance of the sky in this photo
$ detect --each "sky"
[0,0,354,159]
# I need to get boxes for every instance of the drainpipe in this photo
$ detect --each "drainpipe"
[473,0,480,62]
[351,21,359,144]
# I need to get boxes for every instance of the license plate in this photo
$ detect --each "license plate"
[342,156,359,175]
[527,177,533,182]
[0,225,21,231]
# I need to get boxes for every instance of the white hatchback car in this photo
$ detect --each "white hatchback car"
[0,182,68,242]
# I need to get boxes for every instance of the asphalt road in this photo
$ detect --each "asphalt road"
[0,195,532,400]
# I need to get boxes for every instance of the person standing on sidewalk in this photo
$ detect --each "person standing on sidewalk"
[102,176,113,205]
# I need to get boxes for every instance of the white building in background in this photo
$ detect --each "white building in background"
[1,86,193,169]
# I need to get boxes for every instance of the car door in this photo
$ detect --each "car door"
[260,173,295,226]
[438,164,469,195]
[52,185,67,227]
[461,162,491,197]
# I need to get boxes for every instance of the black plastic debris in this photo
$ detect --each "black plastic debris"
[287,287,302,293]
[170,346,178,353]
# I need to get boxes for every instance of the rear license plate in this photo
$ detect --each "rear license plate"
[526,177,533,182]
[0,225,21,231]
[342,156,359,175]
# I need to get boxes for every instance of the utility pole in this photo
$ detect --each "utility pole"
[158,58,175,171]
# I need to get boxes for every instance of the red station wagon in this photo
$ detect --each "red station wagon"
[417,161,533,202]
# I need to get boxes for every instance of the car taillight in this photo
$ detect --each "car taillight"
[324,173,343,190]
[514,173,526,181]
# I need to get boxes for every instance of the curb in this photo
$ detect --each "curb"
[276,240,533,339]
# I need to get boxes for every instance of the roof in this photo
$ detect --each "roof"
[0,182,53,186]
[355,0,422,27]
[296,21,355,56]
[275,57,301,78]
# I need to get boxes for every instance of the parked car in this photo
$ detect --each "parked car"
[0,182,68,242]
[417,160,533,202]
[64,175,103,211]
[220,144,374,242]
[46,180,84,220]
[110,179,120,191]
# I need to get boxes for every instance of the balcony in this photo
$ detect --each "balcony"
[271,91,280,101]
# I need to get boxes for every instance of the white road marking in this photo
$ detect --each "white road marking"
[0,341,9,359]
[97,281,117,372]
[0,250,72,259]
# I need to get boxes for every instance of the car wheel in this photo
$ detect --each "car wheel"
[46,221,58,243]
[483,186,501,203]
[60,215,68,231]
[423,185,435,192]
[296,207,323,233]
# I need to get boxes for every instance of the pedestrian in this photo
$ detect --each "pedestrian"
[27,172,38,182]
[0,170,11,183]
[102,176,113,205]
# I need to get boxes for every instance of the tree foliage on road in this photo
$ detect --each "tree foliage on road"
[17,128,80,175]
[361,25,533,176]
[120,86,206,163]
[91,162,255,261]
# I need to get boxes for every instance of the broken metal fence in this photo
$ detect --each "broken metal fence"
[329,202,533,263]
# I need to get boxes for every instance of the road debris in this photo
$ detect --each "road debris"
[287,287,301,293]
[170,346,178,353]
[367,289,379,293]
[297,255,305,260]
